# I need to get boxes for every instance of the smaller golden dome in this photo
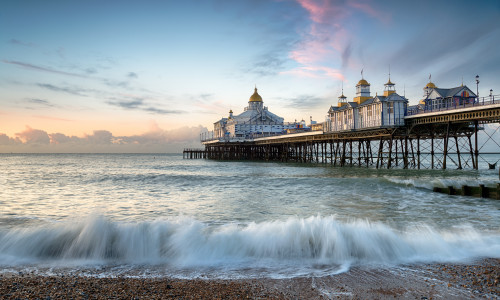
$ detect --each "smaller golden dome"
[229,109,233,113]
[426,82,436,88]
[385,79,394,85]
[357,79,370,86]
[249,87,263,102]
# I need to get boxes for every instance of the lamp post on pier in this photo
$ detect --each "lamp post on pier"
[475,75,480,102]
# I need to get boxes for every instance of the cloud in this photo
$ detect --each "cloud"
[107,98,144,109]
[246,54,289,77]
[85,130,113,144]
[284,0,387,79]
[0,133,20,145]
[103,79,130,89]
[9,39,35,47]
[15,126,50,144]
[2,60,87,78]
[280,65,344,80]
[143,107,184,114]
[127,72,138,79]
[107,96,183,115]
[0,124,207,153]
[37,83,88,97]
[282,94,327,109]
[26,98,57,108]
[391,19,499,75]
[85,67,98,74]
[49,133,73,144]
[119,123,206,145]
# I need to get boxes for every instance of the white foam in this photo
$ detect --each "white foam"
[0,215,499,278]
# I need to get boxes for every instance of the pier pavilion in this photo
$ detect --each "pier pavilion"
[207,87,299,142]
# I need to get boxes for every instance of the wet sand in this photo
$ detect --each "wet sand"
[1,259,498,299]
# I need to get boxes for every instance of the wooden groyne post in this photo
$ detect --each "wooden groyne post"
[433,183,500,200]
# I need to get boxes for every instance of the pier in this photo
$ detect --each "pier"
[184,101,500,170]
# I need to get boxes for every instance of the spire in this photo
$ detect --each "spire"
[337,81,347,107]
[385,64,394,86]
[384,67,396,96]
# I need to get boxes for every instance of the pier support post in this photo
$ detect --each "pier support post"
[475,120,479,170]
[443,122,450,170]
[387,136,393,169]
[431,134,435,169]
[454,135,462,169]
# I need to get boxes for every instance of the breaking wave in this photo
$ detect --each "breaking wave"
[1,215,499,278]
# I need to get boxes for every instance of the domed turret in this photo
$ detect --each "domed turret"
[357,79,370,86]
[354,71,371,104]
[425,82,436,89]
[423,75,437,98]
[249,87,263,102]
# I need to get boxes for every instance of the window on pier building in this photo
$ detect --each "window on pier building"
[387,102,394,114]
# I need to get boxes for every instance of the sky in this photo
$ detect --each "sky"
[1,0,499,153]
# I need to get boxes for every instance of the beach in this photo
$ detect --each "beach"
[1,259,498,299]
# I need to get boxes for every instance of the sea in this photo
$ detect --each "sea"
[1,153,499,279]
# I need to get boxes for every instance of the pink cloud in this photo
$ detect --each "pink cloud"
[348,1,390,24]
[281,66,344,80]
[285,0,388,79]
[297,0,346,24]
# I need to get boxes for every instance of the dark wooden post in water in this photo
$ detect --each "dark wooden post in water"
[468,134,476,169]
[443,122,450,170]
[431,134,435,169]
[454,135,462,169]
[474,120,479,170]
[387,136,393,169]
[417,136,421,169]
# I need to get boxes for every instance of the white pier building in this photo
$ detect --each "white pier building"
[209,87,298,141]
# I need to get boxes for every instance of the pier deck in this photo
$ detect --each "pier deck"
[185,103,500,170]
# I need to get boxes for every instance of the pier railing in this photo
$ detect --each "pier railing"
[407,95,499,116]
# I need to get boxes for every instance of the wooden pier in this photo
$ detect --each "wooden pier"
[182,148,207,159]
[184,103,500,170]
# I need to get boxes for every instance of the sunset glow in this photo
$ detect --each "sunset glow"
[1,0,499,152]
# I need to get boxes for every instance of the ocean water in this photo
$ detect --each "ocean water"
[0,153,499,279]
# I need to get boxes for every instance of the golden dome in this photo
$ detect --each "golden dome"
[249,87,263,102]
[357,79,370,86]
[426,82,436,88]
[229,109,233,113]
[385,79,394,85]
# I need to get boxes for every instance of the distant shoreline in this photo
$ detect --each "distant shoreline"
[1,259,498,299]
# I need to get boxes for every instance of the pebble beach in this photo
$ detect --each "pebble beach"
[1,259,498,299]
